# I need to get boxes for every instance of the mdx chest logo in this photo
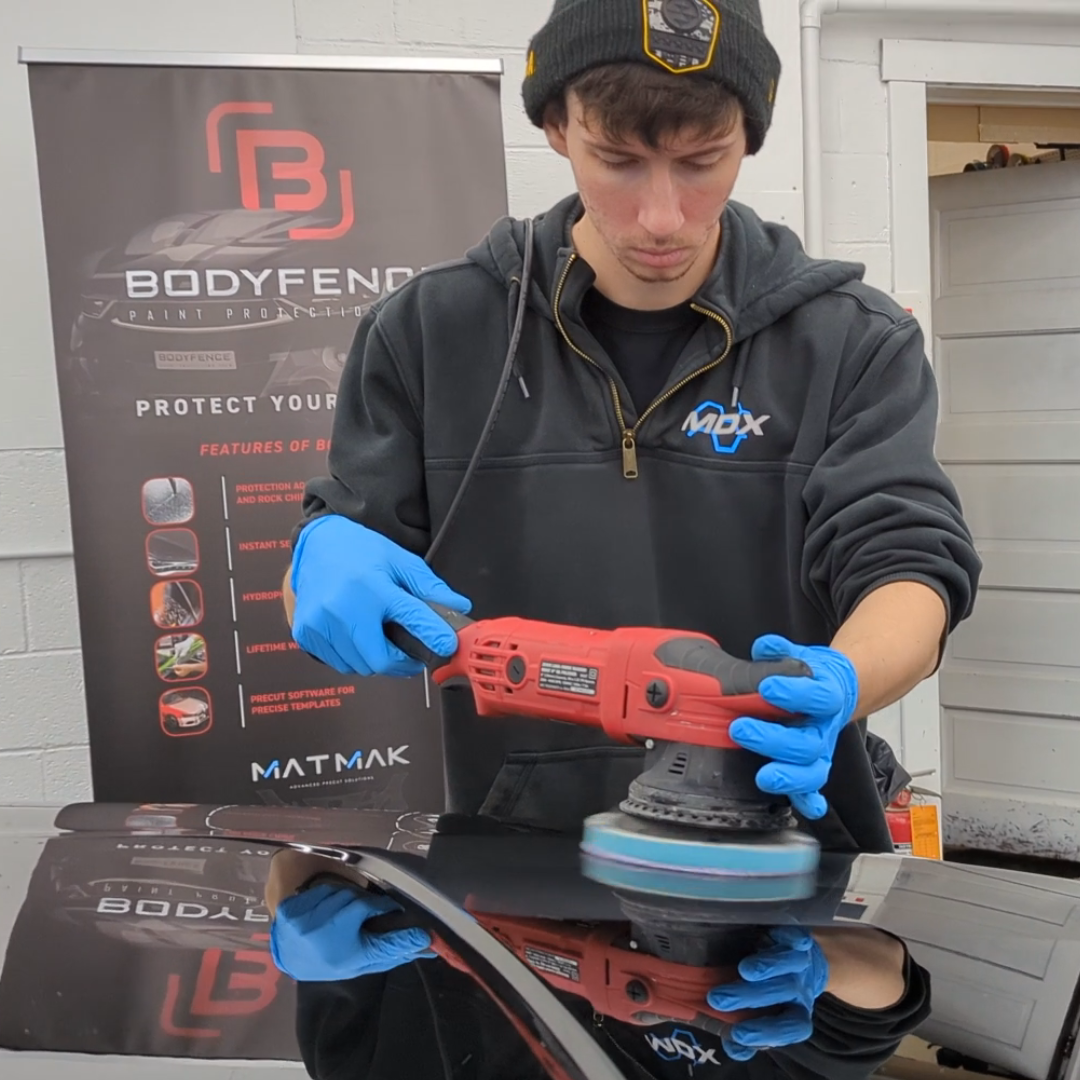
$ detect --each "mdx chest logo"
[207,102,354,240]
[646,1029,721,1066]
[682,399,771,455]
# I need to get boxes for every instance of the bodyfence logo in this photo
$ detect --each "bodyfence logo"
[207,101,354,240]
[682,399,770,455]
[96,897,268,922]
[124,265,418,301]
[646,1028,721,1066]
[251,747,411,782]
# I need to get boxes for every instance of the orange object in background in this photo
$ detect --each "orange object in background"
[887,788,942,860]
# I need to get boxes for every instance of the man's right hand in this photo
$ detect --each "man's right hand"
[289,515,472,677]
[270,881,434,982]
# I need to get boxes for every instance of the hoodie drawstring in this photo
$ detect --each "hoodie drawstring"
[425,218,535,565]
[729,338,751,409]
[507,277,531,401]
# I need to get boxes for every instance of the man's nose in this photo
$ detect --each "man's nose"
[638,168,684,238]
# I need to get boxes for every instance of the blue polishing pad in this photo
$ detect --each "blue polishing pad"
[580,811,821,879]
[580,852,818,903]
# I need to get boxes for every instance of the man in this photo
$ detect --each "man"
[278,0,975,1068]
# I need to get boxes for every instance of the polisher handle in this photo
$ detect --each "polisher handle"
[653,637,811,704]
[384,602,476,671]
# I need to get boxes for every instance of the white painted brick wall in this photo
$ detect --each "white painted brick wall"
[0,0,297,804]
[7,1,1069,804]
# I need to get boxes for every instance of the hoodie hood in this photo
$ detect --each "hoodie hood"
[467,193,865,344]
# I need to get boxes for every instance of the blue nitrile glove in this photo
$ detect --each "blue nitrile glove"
[270,882,434,982]
[290,515,472,677]
[728,636,859,820]
[707,926,829,1062]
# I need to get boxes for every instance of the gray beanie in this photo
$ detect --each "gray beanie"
[522,0,781,154]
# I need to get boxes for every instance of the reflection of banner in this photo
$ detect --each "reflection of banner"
[0,833,299,1058]
[0,804,437,1057]
[21,51,508,806]
[52,800,440,854]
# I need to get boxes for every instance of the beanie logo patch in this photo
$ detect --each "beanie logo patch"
[526,50,537,78]
[643,0,721,75]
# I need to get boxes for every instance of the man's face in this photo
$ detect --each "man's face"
[546,93,749,286]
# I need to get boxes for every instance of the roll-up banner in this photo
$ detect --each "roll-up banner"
[21,50,508,807]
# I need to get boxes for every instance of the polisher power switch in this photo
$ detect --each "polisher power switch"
[388,606,810,751]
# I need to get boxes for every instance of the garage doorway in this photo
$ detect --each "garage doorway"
[927,93,1080,860]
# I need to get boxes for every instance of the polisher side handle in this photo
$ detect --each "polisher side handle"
[653,638,811,695]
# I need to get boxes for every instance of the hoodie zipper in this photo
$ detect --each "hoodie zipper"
[552,253,735,479]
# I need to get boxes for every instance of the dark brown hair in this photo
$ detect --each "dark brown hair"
[544,62,744,149]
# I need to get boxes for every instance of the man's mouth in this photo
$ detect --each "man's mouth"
[631,248,690,269]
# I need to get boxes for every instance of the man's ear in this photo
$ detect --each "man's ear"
[544,117,570,159]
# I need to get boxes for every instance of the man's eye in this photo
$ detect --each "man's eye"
[684,159,720,172]
[601,156,637,169]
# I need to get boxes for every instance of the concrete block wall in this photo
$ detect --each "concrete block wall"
[7,2,1078,803]
[0,0,298,803]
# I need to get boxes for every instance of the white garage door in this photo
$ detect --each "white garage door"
[874,861,1080,1079]
[932,159,1080,859]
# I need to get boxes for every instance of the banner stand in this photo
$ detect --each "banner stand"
[20,48,509,809]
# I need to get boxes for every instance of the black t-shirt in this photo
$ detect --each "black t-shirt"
[580,288,704,415]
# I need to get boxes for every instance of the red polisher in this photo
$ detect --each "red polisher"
[388,605,820,880]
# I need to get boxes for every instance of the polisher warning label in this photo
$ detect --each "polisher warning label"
[524,947,581,983]
[539,661,599,697]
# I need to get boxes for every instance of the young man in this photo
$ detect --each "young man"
[278,0,976,1066]
[286,0,980,847]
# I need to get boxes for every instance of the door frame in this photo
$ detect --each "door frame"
[876,37,1080,792]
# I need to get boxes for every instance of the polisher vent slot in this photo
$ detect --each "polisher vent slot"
[667,752,689,777]
[655,934,671,954]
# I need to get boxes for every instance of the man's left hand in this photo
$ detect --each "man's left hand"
[729,635,859,820]
[706,926,829,1062]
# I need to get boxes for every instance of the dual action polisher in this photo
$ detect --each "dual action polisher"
[389,605,820,881]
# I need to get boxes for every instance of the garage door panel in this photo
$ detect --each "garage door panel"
[976,543,1080,592]
[946,709,1080,797]
[896,861,1080,907]
[916,981,1033,1050]
[949,466,1080,541]
[950,590,1080,668]
[942,669,1080,720]
[883,904,1055,977]
[940,201,1080,294]
[947,790,1080,861]
[938,419,1080,462]
[893,864,1080,926]
[940,331,1080,415]
[936,291,1080,336]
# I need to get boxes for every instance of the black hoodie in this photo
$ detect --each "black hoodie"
[300,194,981,852]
